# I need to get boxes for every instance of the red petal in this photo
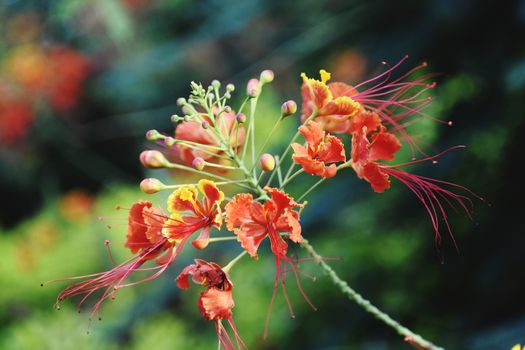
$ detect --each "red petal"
[369,132,402,162]
[125,201,154,254]
[363,162,391,193]
[198,287,234,321]
[347,110,381,134]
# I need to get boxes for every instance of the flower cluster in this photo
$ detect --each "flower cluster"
[50,61,478,349]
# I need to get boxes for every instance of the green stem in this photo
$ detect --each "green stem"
[300,239,444,350]
[279,168,304,189]
[208,236,239,243]
[222,250,248,273]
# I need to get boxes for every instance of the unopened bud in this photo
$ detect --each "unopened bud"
[281,100,297,117]
[246,78,261,98]
[140,150,168,168]
[140,178,164,194]
[224,105,232,113]
[259,153,275,172]
[236,113,246,123]
[176,97,186,106]
[260,69,274,84]
[192,157,206,170]
[226,83,235,92]
[171,114,183,123]
[211,80,221,89]
[181,105,192,115]
[206,93,215,101]
[164,137,176,147]
[201,121,210,129]
[146,129,161,141]
[224,92,231,99]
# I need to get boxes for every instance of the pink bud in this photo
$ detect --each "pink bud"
[192,157,206,170]
[246,78,261,98]
[260,69,274,84]
[236,113,246,123]
[201,121,210,129]
[281,100,297,117]
[140,150,168,168]
[140,178,164,194]
[259,153,275,172]
[146,129,161,141]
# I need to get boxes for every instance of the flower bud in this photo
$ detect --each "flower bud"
[211,80,221,89]
[201,121,210,129]
[259,153,275,172]
[224,105,232,113]
[246,78,261,98]
[140,150,168,168]
[176,97,186,106]
[281,100,297,117]
[140,178,164,194]
[171,114,183,123]
[181,105,192,115]
[226,83,235,92]
[192,157,206,170]
[146,129,161,141]
[164,137,176,147]
[260,69,274,84]
[224,92,231,99]
[236,113,246,123]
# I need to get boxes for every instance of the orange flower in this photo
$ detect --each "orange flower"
[162,179,224,251]
[125,201,173,261]
[225,188,315,336]
[350,113,401,193]
[291,120,346,178]
[54,200,174,320]
[300,69,361,133]
[177,259,245,350]
[174,109,245,165]
[0,91,34,144]
[225,187,303,259]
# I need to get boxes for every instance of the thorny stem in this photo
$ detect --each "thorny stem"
[300,239,444,350]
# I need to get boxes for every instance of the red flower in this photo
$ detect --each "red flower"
[174,109,245,165]
[53,180,224,320]
[303,58,440,158]
[291,120,346,178]
[162,179,224,251]
[300,70,361,133]
[177,259,245,350]
[54,201,174,320]
[349,112,480,247]
[225,188,315,337]
[350,114,402,193]
[0,91,34,144]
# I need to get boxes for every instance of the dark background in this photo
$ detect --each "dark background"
[0,0,524,349]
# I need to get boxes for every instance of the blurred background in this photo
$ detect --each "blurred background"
[1,0,524,349]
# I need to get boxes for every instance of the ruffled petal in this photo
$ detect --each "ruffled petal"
[318,134,346,164]
[363,162,391,193]
[125,201,154,254]
[368,132,402,162]
[318,96,360,117]
[198,287,234,321]
[347,110,381,134]
[225,193,255,231]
